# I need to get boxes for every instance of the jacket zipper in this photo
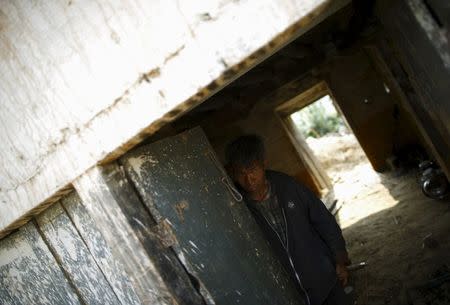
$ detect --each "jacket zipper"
[282,207,311,305]
[259,206,311,305]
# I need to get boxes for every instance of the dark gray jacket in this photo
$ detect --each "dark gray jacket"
[245,170,348,305]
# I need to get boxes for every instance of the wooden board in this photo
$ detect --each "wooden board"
[37,202,140,305]
[0,0,332,238]
[122,127,304,305]
[60,193,147,305]
[0,222,81,305]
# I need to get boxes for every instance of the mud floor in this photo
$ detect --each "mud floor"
[307,134,450,305]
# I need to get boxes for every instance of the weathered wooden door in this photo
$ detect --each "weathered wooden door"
[122,127,303,305]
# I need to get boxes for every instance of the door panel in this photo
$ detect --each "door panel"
[122,127,303,305]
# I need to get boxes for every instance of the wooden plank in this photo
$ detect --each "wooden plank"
[61,193,149,305]
[72,166,201,305]
[0,222,81,305]
[37,202,130,305]
[60,193,150,305]
[0,0,332,238]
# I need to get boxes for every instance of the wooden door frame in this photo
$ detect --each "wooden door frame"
[275,81,334,195]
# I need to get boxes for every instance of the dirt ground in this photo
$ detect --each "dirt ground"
[306,134,450,305]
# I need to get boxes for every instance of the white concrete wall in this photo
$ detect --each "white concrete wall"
[0,0,330,236]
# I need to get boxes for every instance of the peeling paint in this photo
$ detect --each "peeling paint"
[0,238,34,267]
[127,155,159,180]
[188,240,199,250]
[174,200,189,222]
[151,219,179,248]
[0,223,81,305]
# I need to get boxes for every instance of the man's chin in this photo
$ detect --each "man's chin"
[245,187,257,193]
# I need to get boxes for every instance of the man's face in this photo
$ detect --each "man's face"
[232,160,266,194]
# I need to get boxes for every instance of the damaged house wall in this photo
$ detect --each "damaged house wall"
[1,1,449,304]
[0,165,211,305]
[0,0,333,237]
[0,1,343,304]
[179,7,427,195]
[0,130,307,305]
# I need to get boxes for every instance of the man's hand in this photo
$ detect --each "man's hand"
[336,263,349,286]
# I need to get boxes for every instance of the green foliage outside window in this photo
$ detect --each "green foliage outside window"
[291,95,347,138]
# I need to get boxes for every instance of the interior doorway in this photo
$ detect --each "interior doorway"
[289,91,375,219]
[276,82,381,222]
[289,93,366,186]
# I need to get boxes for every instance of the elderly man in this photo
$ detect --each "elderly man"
[225,135,351,305]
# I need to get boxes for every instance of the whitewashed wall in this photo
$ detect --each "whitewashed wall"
[0,0,330,236]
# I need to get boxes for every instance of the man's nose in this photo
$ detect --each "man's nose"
[245,173,255,185]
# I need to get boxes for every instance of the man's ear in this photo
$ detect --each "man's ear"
[263,159,268,169]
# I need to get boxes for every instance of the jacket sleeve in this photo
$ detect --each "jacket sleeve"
[295,182,350,265]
